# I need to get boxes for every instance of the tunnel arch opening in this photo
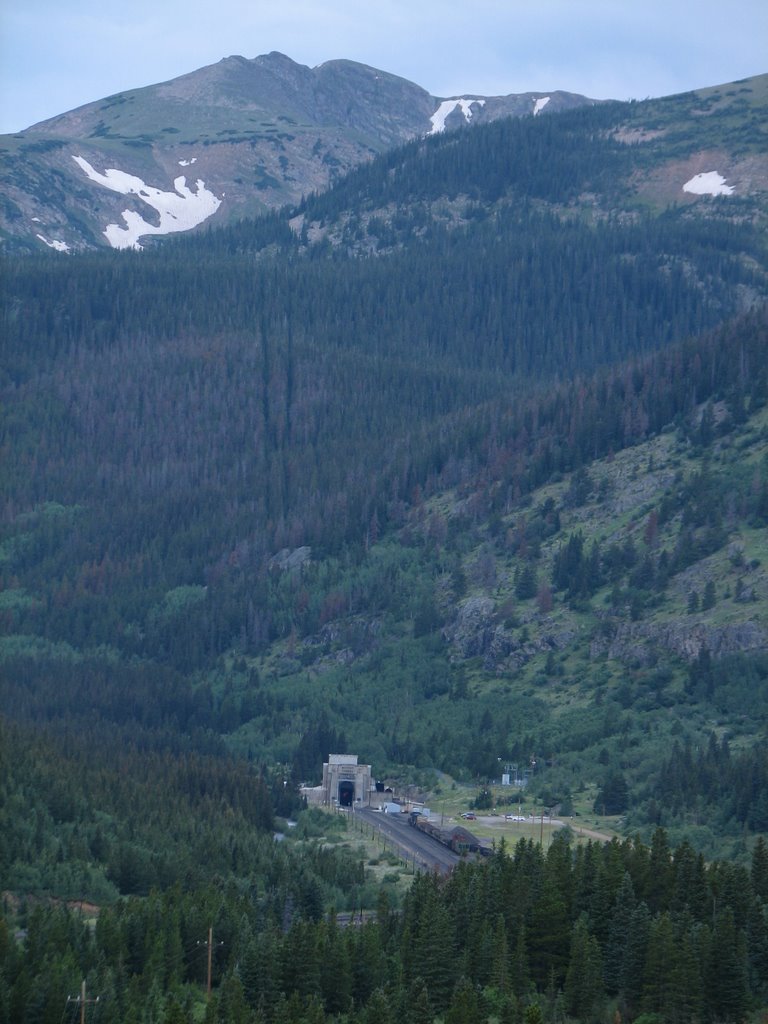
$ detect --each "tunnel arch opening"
[338,780,355,807]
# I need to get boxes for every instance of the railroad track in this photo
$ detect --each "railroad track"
[355,807,463,874]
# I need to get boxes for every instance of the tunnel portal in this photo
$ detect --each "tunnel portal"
[338,781,355,807]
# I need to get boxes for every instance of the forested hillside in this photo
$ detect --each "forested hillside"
[3,76,768,818]
[288,79,768,248]
[3,829,768,1023]
[2,72,768,1022]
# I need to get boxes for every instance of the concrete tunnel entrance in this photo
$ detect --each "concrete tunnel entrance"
[322,755,372,808]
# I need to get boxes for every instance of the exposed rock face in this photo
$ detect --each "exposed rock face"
[268,546,312,574]
[1,51,594,252]
[592,618,768,664]
[444,596,496,659]
[444,597,577,672]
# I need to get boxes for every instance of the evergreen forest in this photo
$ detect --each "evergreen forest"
[2,80,768,1022]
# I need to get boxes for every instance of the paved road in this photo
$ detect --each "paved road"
[355,808,462,875]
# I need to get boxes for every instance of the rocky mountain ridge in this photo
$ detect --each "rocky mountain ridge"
[0,50,592,252]
[290,72,768,258]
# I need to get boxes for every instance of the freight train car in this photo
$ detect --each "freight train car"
[408,811,489,856]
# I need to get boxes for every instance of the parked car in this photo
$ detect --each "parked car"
[504,814,527,821]
[461,812,477,820]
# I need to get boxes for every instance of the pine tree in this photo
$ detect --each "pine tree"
[215,972,251,1024]
[603,874,637,993]
[593,770,628,815]
[405,979,434,1024]
[490,914,511,994]
[413,887,456,1011]
[619,902,651,1014]
[668,924,704,1024]
[161,999,191,1024]
[514,564,538,600]
[671,840,708,920]
[642,913,678,1015]
[746,897,768,997]
[705,908,749,1023]
[522,1002,544,1024]
[509,923,531,999]
[751,836,768,902]
[287,920,321,1000]
[364,987,395,1024]
[238,938,261,1009]
[564,915,604,1019]
[246,929,280,1014]
[526,875,570,988]
[320,919,352,1015]
[446,976,481,1024]
[645,828,673,914]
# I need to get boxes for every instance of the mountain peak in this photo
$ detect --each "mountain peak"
[1,50,599,253]
[261,50,304,65]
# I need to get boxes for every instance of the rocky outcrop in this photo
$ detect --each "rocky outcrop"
[443,596,577,672]
[591,617,768,664]
[268,546,311,574]
[443,596,496,659]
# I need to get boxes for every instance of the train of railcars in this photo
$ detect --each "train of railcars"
[408,810,492,857]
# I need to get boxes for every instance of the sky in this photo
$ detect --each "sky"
[1,0,766,135]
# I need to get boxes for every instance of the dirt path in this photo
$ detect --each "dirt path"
[476,816,617,844]
[565,822,616,843]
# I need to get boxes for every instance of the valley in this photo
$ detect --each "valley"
[1,55,768,1023]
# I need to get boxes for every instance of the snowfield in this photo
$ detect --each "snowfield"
[429,98,485,134]
[682,171,735,196]
[36,234,71,252]
[533,96,551,116]
[72,155,222,250]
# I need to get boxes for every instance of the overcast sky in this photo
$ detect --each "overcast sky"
[1,0,766,134]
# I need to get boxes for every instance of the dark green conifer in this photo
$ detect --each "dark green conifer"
[705,908,749,1023]
[564,915,603,1019]
[446,976,481,1024]
[751,836,768,902]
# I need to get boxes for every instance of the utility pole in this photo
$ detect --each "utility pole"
[197,925,223,999]
[67,980,99,1023]
[207,925,213,1000]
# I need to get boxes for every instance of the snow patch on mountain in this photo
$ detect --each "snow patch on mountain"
[682,171,735,196]
[36,234,71,252]
[72,155,221,250]
[179,158,197,166]
[429,98,486,134]
[533,96,551,116]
